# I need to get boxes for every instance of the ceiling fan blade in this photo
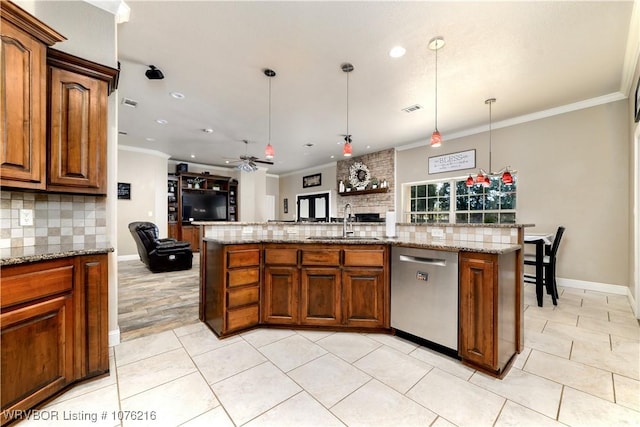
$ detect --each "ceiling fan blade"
[253,159,274,165]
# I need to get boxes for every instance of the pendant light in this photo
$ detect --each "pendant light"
[465,98,516,187]
[341,63,354,157]
[264,68,276,160]
[429,36,445,148]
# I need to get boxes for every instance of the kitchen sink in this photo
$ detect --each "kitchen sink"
[307,236,379,240]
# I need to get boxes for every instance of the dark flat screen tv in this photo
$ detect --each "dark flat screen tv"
[182,192,227,221]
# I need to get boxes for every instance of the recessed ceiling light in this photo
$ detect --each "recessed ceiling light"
[304,143,314,148]
[190,154,195,158]
[225,160,231,164]
[170,92,185,99]
[330,155,335,159]
[156,119,168,125]
[366,145,371,149]
[145,137,155,142]
[202,128,214,133]
[389,46,406,58]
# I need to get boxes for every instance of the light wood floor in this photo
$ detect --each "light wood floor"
[118,256,200,342]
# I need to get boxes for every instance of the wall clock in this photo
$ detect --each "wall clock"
[349,161,371,190]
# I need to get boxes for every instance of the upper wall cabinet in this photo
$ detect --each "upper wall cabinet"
[46,49,118,195]
[0,1,65,190]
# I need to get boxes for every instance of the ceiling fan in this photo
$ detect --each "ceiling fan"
[225,140,274,172]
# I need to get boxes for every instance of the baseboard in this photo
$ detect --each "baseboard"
[118,254,139,262]
[109,328,121,347]
[557,277,629,296]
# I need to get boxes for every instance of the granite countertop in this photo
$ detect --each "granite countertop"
[0,243,114,266]
[203,236,521,254]
[195,221,535,228]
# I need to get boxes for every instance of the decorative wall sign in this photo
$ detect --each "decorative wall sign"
[303,173,322,188]
[349,161,371,189]
[428,149,476,174]
[117,182,131,199]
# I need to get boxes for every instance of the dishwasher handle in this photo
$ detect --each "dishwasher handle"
[398,254,448,267]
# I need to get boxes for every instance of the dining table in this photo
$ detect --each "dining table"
[524,233,554,307]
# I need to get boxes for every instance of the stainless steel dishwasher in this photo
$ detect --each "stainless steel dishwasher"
[391,247,458,353]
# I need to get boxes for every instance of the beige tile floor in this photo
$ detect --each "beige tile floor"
[17,284,640,427]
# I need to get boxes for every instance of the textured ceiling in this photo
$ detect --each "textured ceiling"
[116,1,636,174]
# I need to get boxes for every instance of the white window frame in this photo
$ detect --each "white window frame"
[402,175,517,224]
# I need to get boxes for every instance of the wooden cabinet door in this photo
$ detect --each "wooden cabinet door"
[0,19,47,190]
[1,294,74,418]
[263,266,299,324]
[300,267,341,325]
[168,222,179,240]
[459,253,497,370]
[181,225,200,252]
[74,255,109,378]
[342,268,385,327]
[47,66,107,194]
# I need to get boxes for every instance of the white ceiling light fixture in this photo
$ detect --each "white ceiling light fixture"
[264,68,276,160]
[389,46,406,58]
[170,91,185,99]
[429,36,445,148]
[341,62,354,157]
[156,119,168,125]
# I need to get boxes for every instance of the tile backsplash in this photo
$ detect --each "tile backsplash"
[0,191,107,248]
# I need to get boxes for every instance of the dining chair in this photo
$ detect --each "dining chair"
[524,226,566,305]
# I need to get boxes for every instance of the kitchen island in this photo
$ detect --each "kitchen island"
[197,221,529,378]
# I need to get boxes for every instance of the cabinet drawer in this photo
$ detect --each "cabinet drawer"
[228,286,259,308]
[344,248,385,267]
[226,305,259,332]
[1,261,74,308]
[228,268,260,288]
[301,249,340,266]
[227,248,260,268]
[264,248,298,265]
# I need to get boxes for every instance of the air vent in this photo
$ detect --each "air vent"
[121,97,138,108]
[402,104,423,113]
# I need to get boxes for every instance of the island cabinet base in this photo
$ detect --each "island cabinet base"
[200,241,261,337]
[458,250,519,378]
[201,241,390,338]
[1,255,109,426]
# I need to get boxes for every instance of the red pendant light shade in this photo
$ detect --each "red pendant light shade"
[265,143,274,160]
[465,175,475,187]
[501,169,513,185]
[430,130,442,148]
[343,136,352,157]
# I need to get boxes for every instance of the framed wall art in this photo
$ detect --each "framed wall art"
[303,173,322,188]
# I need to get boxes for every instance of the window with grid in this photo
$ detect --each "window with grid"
[406,176,516,224]
[408,182,451,223]
[454,176,516,223]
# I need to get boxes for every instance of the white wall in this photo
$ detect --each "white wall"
[118,147,170,257]
[279,163,337,220]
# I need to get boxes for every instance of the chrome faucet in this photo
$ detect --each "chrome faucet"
[343,203,354,237]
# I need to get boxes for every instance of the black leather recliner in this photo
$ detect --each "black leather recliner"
[128,221,193,273]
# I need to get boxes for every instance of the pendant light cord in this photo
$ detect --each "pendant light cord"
[346,69,350,139]
[434,43,438,131]
[268,76,272,145]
